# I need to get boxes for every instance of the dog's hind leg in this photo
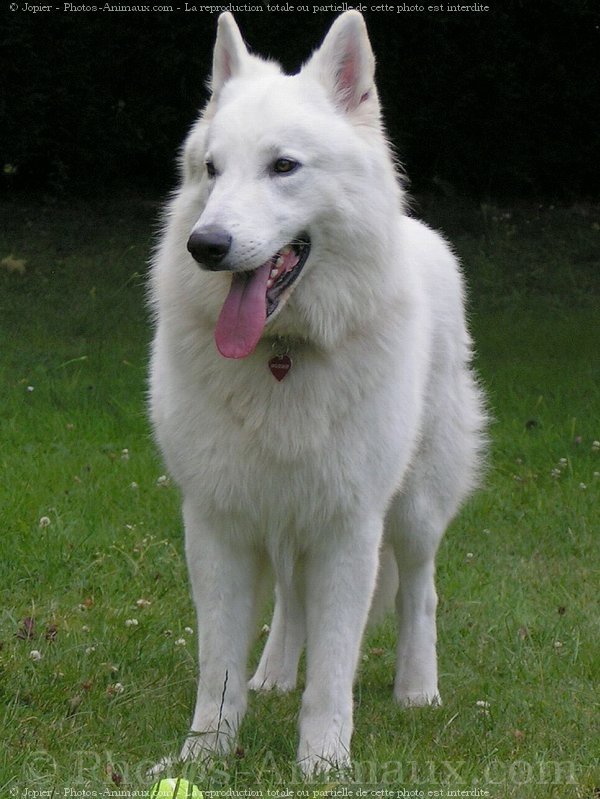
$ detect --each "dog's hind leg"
[249,575,305,693]
[388,370,484,707]
[367,542,399,627]
[386,491,445,707]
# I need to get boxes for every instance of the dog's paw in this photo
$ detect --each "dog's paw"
[146,735,233,782]
[297,729,351,780]
[146,756,176,780]
[179,728,236,762]
[394,688,442,708]
[248,671,296,693]
[297,749,352,780]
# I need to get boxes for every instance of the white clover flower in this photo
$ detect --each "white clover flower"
[121,448,130,460]
[175,638,187,647]
[156,474,170,487]
[136,598,151,608]
[130,482,139,490]
[39,516,51,528]
[184,627,194,635]
[30,650,42,661]
[125,618,139,628]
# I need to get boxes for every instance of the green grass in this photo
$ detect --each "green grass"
[0,196,598,798]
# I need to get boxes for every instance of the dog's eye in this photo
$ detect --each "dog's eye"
[272,158,300,175]
[205,160,217,178]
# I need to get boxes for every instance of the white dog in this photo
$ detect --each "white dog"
[149,11,486,777]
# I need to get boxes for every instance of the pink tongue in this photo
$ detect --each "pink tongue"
[215,261,272,359]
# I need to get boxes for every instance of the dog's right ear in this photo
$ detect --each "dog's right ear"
[210,13,250,97]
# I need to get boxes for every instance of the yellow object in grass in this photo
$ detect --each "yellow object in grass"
[148,778,203,798]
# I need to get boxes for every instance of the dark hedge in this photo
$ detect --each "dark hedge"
[1,1,599,198]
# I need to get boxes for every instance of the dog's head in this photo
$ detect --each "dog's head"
[176,12,402,357]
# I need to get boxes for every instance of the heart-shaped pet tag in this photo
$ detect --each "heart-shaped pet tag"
[268,354,292,381]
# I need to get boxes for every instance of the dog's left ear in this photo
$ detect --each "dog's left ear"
[210,12,250,97]
[304,11,375,114]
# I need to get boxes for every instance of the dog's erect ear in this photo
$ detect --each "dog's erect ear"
[210,13,250,96]
[304,11,375,113]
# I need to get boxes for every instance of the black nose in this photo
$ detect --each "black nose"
[187,225,232,270]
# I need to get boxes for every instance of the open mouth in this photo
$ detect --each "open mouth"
[265,235,311,318]
[214,234,311,360]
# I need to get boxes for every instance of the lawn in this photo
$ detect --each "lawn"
[0,196,598,798]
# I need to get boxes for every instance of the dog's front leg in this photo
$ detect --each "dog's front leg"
[298,516,383,777]
[180,499,263,763]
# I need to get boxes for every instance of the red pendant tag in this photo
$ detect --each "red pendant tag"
[268,354,292,381]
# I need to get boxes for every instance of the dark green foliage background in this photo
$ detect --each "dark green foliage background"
[2,0,599,198]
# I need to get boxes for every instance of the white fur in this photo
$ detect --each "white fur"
[149,11,486,778]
